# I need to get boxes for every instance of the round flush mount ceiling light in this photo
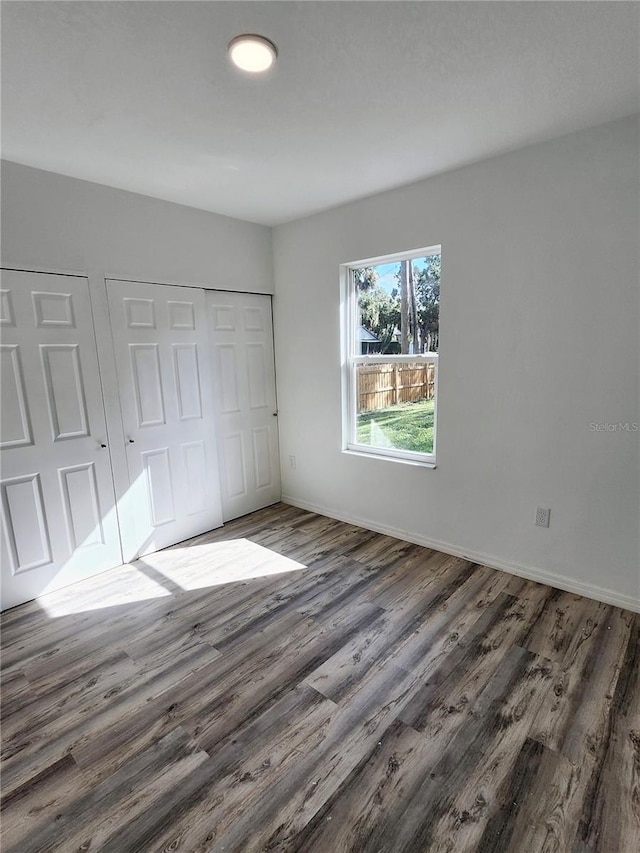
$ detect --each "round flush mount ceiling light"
[228,34,277,73]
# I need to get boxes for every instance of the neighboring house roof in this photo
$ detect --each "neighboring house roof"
[359,326,380,343]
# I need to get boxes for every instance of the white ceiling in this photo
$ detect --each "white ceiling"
[2,1,638,225]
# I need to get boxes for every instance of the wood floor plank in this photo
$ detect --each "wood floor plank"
[197,553,380,649]
[573,617,640,852]
[0,753,86,850]
[0,581,171,672]
[0,670,31,717]
[1,637,211,795]
[184,603,383,753]
[297,645,548,853]
[288,717,431,853]
[341,530,427,569]
[7,727,209,853]
[1,647,139,748]
[197,658,418,852]
[420,655,557,853]
[1,502,638,852]
[475,737,578,852]
[521,589,606,665]
[305,561,500,703]
[396,592,555,735]
[366,549,465,609]
[100,683,337,853]
[531,604,633,760]
[68,610,316,775]
[377,647,550,853]
[278,522,380,565]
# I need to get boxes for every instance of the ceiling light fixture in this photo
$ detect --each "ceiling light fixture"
[228,34,277,73]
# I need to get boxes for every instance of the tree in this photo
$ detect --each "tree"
[399,260,410,354]
[409,261,419,353]
[357,254,440,355]
[356,270,400,354]
[353,267,379,292]
[414,254,440,352]
[397,260,420,353]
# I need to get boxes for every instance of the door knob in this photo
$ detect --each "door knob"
[100,443,107,449]
[128,439,135,444]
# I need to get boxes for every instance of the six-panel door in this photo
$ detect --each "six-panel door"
[0,271,122,609]
[107,280,223,559]
[207,291,281,521]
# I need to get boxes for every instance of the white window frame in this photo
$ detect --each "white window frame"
[341,246,440,467]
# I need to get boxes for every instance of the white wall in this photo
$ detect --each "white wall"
[1,160,273,293]
[273,116,640,611]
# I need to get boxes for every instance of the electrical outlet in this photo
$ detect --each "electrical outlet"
[535,506,550,528]
[289,455,296,470]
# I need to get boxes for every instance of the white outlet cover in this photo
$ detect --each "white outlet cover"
[535,507,550,527]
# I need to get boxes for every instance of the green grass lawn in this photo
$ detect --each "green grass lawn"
[356,398,435,454]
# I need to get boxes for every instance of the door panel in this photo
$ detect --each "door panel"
[0,270,122,610]
[1,473,52,571]
[173,344,203,420]
[107,280,222,558]
[252,426,273,489]
[183,440,208,515]
[0,345,32,447]
[218,345,240,413]
[130,344,165,426]
[207,291,280,520]
[247,343,268,408]
[41,344,90,439]
[58,462,105,550]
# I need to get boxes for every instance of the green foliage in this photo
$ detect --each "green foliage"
[356,254,440,354]
[353,267,379,291]
[356,272,400,353]
[414,254,440,352]
[356,399,435,454]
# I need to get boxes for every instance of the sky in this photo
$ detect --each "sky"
[372,254,440,294]
[375,262,399,294]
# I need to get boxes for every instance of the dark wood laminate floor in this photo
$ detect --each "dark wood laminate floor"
[1,503,639,852]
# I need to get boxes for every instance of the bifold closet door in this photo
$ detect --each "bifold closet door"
[207,291,281,520]
[0,270,122,610]
[107,280,222,558]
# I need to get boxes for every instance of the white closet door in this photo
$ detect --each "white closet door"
[0,270,122,610]
[207,291,281,520]
[107,280,222,558]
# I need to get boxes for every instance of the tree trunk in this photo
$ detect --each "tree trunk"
[400,260,409,354]
[408,262,419,353]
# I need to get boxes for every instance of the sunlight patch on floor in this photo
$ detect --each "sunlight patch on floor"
[39,562,172,617]
[137,538,306,591]
[38,539,305,616]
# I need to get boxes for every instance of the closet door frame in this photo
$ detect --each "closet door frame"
[2,265,280,570]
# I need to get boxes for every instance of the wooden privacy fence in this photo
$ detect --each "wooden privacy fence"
[357,362,436,412]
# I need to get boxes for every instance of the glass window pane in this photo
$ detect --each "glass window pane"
[355,361,435,455]
[354,253,440,356]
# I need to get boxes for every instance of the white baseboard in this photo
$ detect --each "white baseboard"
[281,494,640,614]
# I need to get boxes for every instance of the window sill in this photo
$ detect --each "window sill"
[343,447,437,468]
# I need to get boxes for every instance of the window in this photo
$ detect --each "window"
[342,246,440,465]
